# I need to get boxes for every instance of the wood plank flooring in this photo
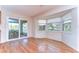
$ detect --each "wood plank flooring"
[0,38,77,53]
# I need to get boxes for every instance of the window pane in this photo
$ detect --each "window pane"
[8,18,19,39]
[47,23,62,31]
[39,25,46,31]
[38,20,46,31]
[20,20,27,37]
[48,23,54,31]
[64,21,71,31]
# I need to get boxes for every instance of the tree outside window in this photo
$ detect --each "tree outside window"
[63,20,71,32]
[47,23,62,31]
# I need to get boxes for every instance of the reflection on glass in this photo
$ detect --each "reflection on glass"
[8,18,19,39]
[20,20,27,37]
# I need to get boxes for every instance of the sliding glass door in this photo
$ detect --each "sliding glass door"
[8,18,19,39]
[20,20,28,37]
[8,18,28,40]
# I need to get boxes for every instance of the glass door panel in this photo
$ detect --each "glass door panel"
[8,18,19,39]
[20,20,27,37]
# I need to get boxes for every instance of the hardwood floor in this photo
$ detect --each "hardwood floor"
[0,38,77,53]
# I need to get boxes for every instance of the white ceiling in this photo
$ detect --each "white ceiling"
[2,5,61,17]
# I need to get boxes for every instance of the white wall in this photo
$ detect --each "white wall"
[28,17,35,37]
[0,8,7,43]
[47,32,62,41]
[62,8,78,50]
[76,6,79,51]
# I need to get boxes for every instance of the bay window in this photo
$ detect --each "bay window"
[38,18,62,32]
